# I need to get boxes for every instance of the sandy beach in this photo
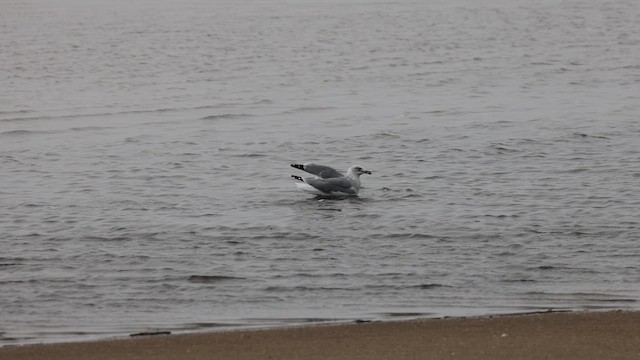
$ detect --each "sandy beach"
[2,311,638,360]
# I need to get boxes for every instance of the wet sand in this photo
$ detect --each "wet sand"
[1,311,639,360]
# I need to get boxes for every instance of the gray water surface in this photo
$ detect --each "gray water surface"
[1,0,639,345]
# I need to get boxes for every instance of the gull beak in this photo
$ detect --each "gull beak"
[363,170,372,175]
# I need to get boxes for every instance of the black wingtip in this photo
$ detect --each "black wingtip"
[291,164,305,170]
[291,175,303,181]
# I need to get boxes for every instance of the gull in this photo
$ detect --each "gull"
[290,163,372,196]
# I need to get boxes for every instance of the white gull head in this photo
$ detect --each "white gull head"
[344,165,372,194]
[346,165,372,177]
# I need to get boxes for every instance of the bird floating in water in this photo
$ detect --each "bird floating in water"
[290,163,371,196]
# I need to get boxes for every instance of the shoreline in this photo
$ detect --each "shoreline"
[1,310,639,360]
[0,308,587,347]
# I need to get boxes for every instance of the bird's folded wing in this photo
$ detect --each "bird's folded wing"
[305,177,356,194]
[297,163,344,178]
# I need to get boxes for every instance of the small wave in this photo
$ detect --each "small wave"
[280,106,335,115]
[187,275,244,283]
[0,263,20,267]
[0,129,39,136]
[501,278,537,283]
[280,272,349,279]
[380,189,424,200]
[70,126,111,132]
[486,143,521,154]
[0,278,76,285]
[123,135,154,143]
[422,109,448,115]
[537,265,555,270]
[557,168,589,174]
[265,285,352,292]
[0,105,239,123]
[233,153,267,158]
[364,283,451,290]
[0,154,21,164]
[483,214,519,219]
[380,312,433,317]
[130,331,171,337]
[370,131,401,140]
[526,291,637,303]
[180,322,236,330]
[241,317,343,325]
[410,283,449,289]
[201,113,252,120]
[0,112,105,123]
[572,133,610,140]
[370,233,436,240]
[0,109,32,116]
[85,235,134,242]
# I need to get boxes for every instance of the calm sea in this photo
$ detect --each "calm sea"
[1,0,639,345]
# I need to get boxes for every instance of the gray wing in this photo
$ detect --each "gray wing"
[305,177,356,195]
[291,163,343,178]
